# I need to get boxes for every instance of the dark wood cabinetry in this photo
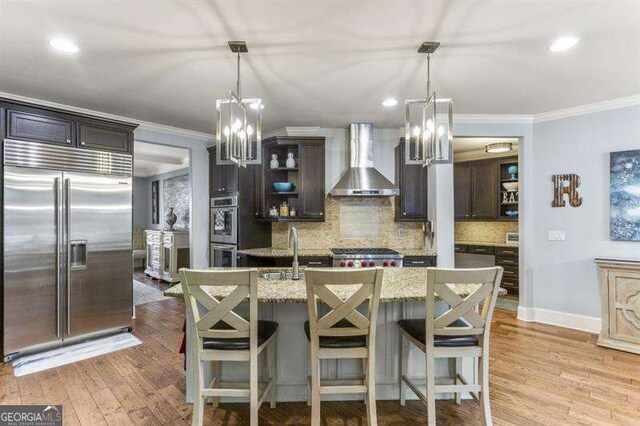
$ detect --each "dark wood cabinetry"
[403,256,437,267]
[256,136,325,222]
[395,142,428,221]
[454,163,472,219]
[1,99,136,154]
[471,161,498,219]
[495,246,519,295]
[77,120,131,152]
[208,148,239,195]
[243,255,331,268]
[454,156,517,221]
[7,107,73,146]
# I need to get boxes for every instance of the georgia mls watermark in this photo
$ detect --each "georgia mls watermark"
[0,405,62,426]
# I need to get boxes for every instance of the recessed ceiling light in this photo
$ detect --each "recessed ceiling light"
[49,38,79,53]
[382,98,398,107]
[486,142,513,153]
[549,36,579,52]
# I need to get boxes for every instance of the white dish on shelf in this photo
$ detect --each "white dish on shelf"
[502,182,519,192]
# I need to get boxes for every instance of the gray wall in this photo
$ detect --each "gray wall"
[134,128,212,270]
[134,168,190,230]
[532,105,640,318]
[133,177,149,229]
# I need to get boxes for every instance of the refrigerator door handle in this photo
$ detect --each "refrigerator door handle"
[65,177,71,336]
[55,177,62,338]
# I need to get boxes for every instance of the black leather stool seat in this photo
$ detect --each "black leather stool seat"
[202,321,279,351]
[397,319,479,347]
[304,320,367,349]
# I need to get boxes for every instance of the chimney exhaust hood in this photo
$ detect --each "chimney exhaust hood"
[329,123,399,197]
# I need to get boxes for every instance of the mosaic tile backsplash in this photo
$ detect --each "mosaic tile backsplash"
[272,197,425,250]
[454,221,518,244]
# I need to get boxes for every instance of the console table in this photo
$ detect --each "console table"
[144,230,190,283]
[596,258,640,355]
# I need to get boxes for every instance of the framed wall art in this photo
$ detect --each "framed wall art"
[610,149,640,241]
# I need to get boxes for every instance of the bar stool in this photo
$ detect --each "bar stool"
[304,267,384,426]
[397,267,503,426]
[180,268,278,426]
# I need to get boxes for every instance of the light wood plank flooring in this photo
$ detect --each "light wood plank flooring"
[1,297,639,425]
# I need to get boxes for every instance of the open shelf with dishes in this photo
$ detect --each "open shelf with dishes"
[256,136,325,222]
[499,159,519,220]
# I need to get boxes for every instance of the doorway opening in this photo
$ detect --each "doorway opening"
[132,141,191,306]
[452,137,520,310]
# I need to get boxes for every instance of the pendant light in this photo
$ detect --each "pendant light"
[216,41,262,167]
[404,41,453,167]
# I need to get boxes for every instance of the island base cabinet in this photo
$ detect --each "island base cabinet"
[597,259,640,355]
[183,301,475,403]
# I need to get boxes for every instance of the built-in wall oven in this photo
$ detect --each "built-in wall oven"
[211,195,238,244]
[211,195,239,267]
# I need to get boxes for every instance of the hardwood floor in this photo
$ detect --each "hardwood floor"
[1,298,639,425]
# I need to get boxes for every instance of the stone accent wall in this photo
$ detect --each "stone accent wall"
[272,197,425,250]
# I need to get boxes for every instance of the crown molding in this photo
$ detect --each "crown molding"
[454,114,534,124]
[0,91,213,142]
[533,95,640,123]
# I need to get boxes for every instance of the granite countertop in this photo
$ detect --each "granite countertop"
[164,267,505,303]
[238,248,332,257]
[239,247,437,257]
[455,240,519,248]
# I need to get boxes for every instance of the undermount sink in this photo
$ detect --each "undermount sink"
[260,271,305,281]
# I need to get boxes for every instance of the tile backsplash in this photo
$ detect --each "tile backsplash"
[454,221,518,244]
[272,197,424,250]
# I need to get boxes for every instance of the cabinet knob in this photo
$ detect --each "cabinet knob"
[402,212,407,216]
[81,141,86,145]
[66,139,71,144]
[320,212,323,216]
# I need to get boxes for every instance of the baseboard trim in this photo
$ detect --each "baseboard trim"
[517,306,601,333]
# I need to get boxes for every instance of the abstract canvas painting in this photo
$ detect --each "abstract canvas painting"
[163,174,191,230]
[610,149,640,241]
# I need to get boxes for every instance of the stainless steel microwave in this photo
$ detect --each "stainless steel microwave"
[210,195,238,244]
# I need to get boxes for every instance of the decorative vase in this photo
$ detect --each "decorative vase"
[270,154,279,169]
[286,152,296,169]
[508,164,518,180]
[165,207,177,230]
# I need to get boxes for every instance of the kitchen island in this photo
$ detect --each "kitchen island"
[165,267,500,403]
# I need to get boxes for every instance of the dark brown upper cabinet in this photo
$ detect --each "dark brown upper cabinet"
[7,107,74,146]
[208,148,239,196]
[454,157,518,221]
[298,141,325,218]
[471,160,498,219]
[454,162,472,219]
[2,100,136,154]
[395,141,428,222]
[77,120,131,153]
[256,136,325,222]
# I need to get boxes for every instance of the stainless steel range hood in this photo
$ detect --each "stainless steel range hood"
[330,123,399,196]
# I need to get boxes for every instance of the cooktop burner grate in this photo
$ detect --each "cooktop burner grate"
[330,248,400,255]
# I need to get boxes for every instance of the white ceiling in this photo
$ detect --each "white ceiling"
[134,141,189,177]
[1,1,638,133]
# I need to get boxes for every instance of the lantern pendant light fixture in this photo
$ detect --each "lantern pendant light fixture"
[216,41,262,167]
[404,41,453,167]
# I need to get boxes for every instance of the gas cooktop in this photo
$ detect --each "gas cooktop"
[330,248,400,255]
[330,248,403,267]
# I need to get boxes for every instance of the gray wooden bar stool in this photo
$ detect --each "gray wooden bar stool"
[304,267,384,426]
[180,268,278,426]
[398,267,503,425]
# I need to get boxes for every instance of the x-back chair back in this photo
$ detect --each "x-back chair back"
[305,267,384,426]
[181,268,277,426]
[399,266,503,426]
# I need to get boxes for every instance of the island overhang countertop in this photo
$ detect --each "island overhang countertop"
[164,267,504,303]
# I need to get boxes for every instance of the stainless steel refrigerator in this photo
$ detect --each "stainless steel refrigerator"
[3,139,133,361]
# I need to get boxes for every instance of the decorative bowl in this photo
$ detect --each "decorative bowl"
[273,182,294,192]
[503,182,519,192]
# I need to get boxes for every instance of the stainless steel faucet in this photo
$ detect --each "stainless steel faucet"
[289,226,300,280]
